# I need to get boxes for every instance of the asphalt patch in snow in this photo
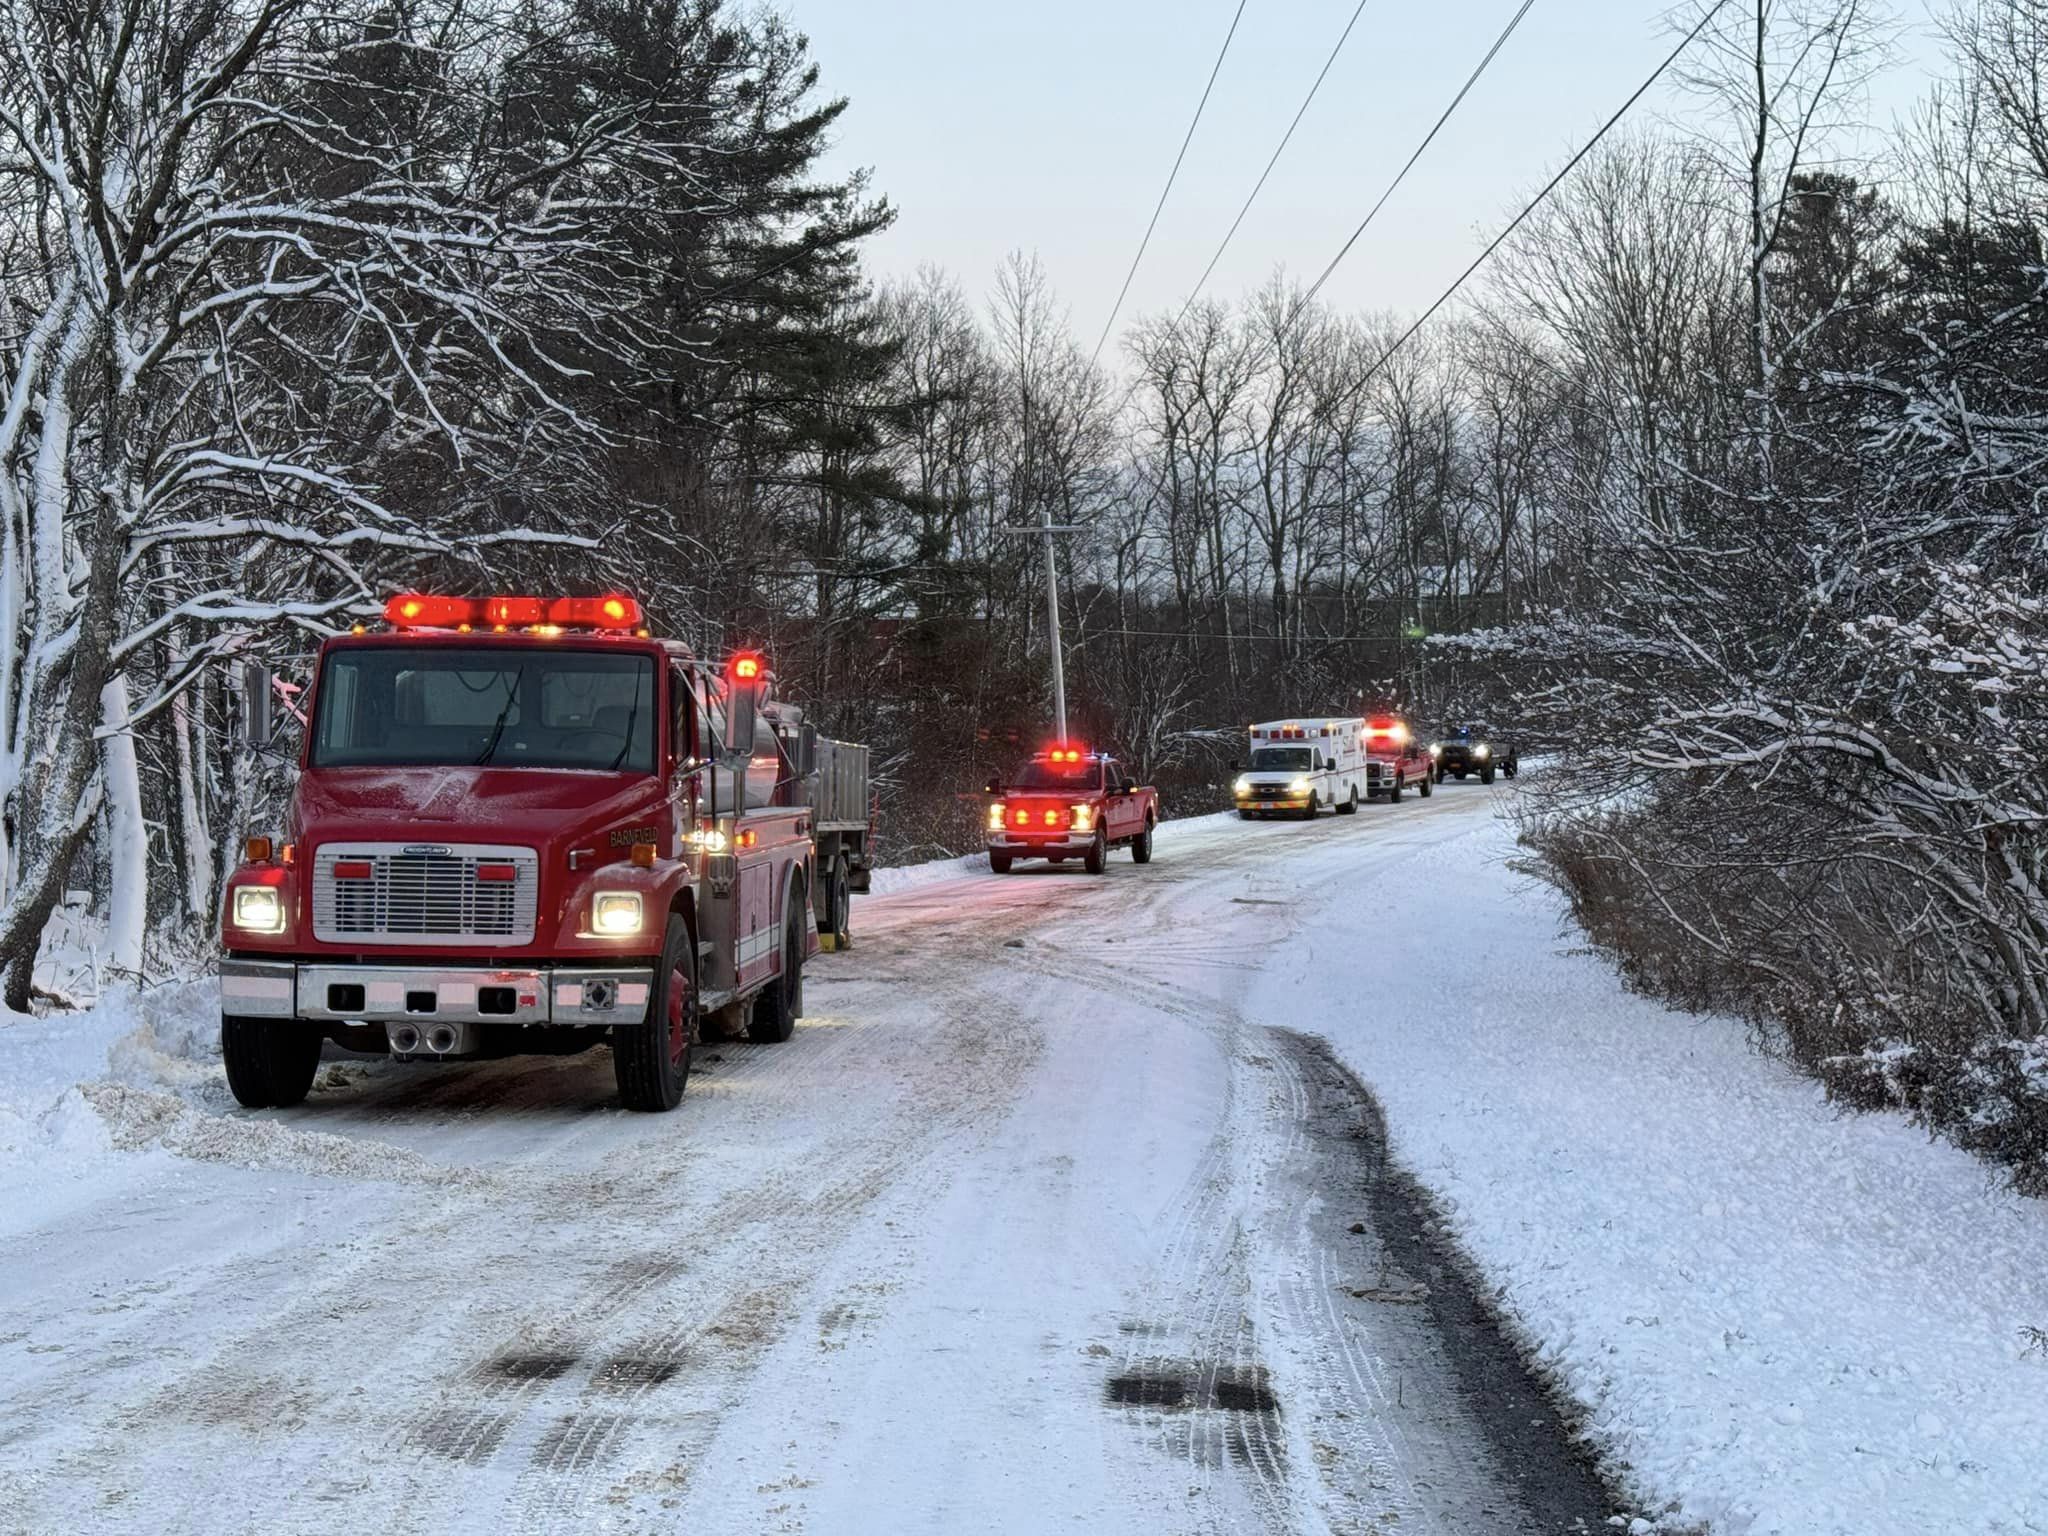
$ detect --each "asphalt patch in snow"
[1275,1027,1620,1529]
[1106,1366,1279,1416]
[480,1353,579,1384]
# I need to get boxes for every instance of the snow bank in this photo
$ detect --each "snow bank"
[1266,819,2048,1535]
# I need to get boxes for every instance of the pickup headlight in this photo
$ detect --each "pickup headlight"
[1070,803,1095,832]
[1429,744,1441,759]
[231,886,285,934]
[1474,744,1491,758]
[987,801,1007,831]
[592,891,644,936]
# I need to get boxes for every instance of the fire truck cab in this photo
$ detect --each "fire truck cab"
[218,593,858,1114]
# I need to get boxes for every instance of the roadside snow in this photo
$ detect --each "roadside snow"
[1262,813,2048,1536]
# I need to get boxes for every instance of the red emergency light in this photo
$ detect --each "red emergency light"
[383,593,643,631]
[1042,744,1088,764]
[730,651,765,683]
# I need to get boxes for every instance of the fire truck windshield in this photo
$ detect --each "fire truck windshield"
[1010,757,1103,791]
[310,647,657,772]
[1248,746,1315,772]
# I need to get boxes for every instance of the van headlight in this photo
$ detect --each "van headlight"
[592,891,644,936]
[231,886,285,934]
[1233,776,1252,796]
[1289,777,1311,793]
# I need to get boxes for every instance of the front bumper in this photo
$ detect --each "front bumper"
[221,958,654,1027]
[987,833,1094,854]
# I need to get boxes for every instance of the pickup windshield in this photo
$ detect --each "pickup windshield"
[1009,759,1105,792]
[311,647,657,772]
[1249,747,1314,772]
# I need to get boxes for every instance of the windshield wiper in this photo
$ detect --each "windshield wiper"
[605,689,641,772]
[472,668,524,765]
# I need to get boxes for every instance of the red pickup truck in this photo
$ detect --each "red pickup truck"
[985,746,1158,874]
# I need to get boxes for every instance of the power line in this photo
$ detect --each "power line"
[1294,0,1539,318]
[1090,0,1250,366]
[1322,0,1736,412]
[1173,0,1377,325]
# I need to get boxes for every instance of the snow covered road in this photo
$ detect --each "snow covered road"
[10,780,2046,1536]
[0,786,1616,1536]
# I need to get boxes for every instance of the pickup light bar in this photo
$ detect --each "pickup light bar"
[383,593,643,632]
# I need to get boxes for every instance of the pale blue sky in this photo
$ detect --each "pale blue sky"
[795,0,1945,344]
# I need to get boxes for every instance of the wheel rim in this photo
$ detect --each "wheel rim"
[667,961,693,1068]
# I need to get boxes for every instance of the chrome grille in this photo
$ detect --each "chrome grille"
[313,843,538,946]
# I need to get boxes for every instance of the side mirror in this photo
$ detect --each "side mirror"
[239,661,275,749]
[725,671,764,769]
[1324,757,1337,772]
[984,777,1003,796]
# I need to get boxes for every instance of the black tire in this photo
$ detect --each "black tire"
[819,853,852,940]
[1435,766,1447,784]
[1336,787,1359,816]
[1419,770,1433,798]
[989,849,1013,874]
[1481,764,1496,785]
[615,915,695,1111]
[1131,817,1155,863]
[1238,810,1257,820]
[1083,829,1107,875]
[748,899,805,1043]
[1504,758,1519,779]
[1389,773,1404,803]
[221,1016,322,1109]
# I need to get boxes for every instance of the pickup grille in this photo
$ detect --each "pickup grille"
[312,844,539,946]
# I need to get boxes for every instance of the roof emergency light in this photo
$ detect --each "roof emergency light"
[383,593,643,631]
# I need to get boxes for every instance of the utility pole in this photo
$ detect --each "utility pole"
[998,512,1084,740]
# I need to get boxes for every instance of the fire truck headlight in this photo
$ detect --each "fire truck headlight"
[592,891,644,936]
[231,886,285,934]
[1070,804,1094,832]
[987,802,1007,831]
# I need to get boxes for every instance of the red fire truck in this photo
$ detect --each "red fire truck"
[218,593,869,1113]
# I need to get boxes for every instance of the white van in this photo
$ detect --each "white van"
[1233,718,1368,819]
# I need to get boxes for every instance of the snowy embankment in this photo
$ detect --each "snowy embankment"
[1260,815,2048,1536]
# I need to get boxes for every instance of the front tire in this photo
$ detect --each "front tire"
[1336,787,1359,816]
[1389,773,1404,803]
[749,901,805,1044]
[1083,829,1107,875]
[221,1016,322,1109]
[989,849,1013,874]
[1131,817,1155,863]
[1481,764,1496,784]
[615,915,695,1112]
[1419,770,1433,798]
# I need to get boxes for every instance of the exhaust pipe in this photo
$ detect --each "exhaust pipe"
[425,1024,460,1056]
[389,1023,423,1055]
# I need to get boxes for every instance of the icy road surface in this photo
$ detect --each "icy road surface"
[0,787,1616,1536]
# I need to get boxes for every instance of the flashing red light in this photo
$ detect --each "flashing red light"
[1042,744,1087,764]
[1013,809,1028,826]
[549,595,640,629]
[730,652,765,683]
[383,593,643,631]
[1043,809,1061,826]
[385,594,478,628]
[484,596,544,626]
